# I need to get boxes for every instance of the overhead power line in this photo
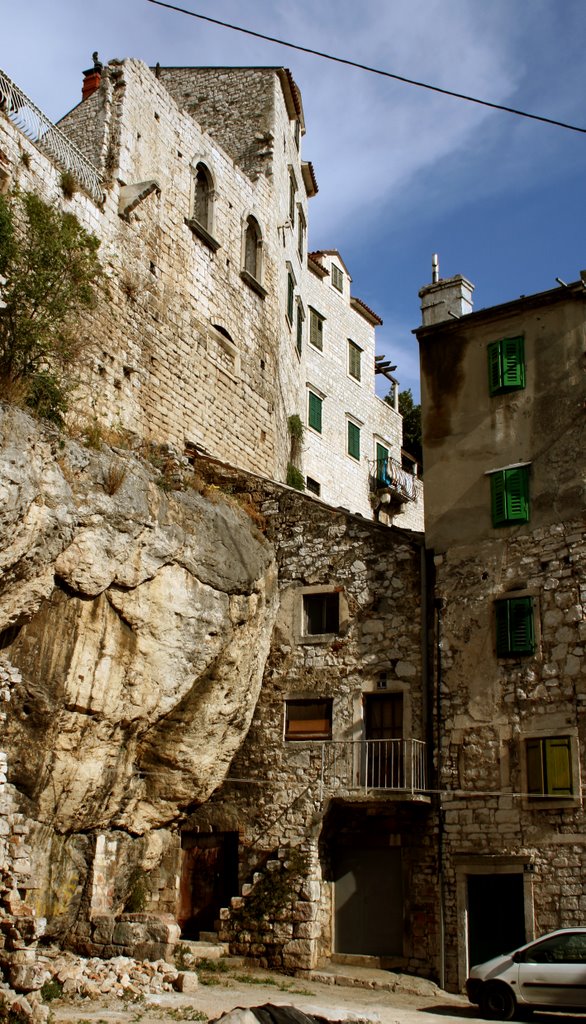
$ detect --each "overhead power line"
[146,0,586,135]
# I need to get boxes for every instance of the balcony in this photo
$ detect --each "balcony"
[0,68,103,203]
[369,456,416,504]
[307,739,428,800]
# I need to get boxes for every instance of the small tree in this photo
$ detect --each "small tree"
[398,388,423,469]
[0,189,104,424]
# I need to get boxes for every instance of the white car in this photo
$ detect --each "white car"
[466,928,586,1020]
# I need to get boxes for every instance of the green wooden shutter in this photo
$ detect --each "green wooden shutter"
[509,596,535,654]
[296,307,303,355]
[488,341,502,395]
[526,738,545,794]
[488,337,525,394]
[545,738,572,796]
[505,466,529,522]
[496,596,534,656]
[491,472,507,526]
[491,467,530,526]
[376,443,389,485]
[287,273,294,323]
[495,600,510,655]
[502,337,525,389]
[308,392,322,432]
[348,421,360,460]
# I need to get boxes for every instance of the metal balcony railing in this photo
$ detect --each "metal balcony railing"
[0,68,103,204]
[369,456,416,502]
[316,738,427,796]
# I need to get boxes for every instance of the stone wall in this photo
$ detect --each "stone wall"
[178,460,437,976]
[435,519,586,989]
[1,59,303,482]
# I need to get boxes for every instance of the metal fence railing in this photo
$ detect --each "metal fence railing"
[0,68,103,204]
[311,738,427,797]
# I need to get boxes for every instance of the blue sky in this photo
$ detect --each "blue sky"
[3,0,586,399]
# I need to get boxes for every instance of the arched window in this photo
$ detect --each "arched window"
[244,215,262,280]
[193,163,212,231]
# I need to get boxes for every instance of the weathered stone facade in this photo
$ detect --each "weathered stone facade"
[416,278,586,990]
[0,59,412,527]
[0,408,434,980]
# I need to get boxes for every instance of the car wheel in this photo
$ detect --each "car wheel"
[480,982,517,1021]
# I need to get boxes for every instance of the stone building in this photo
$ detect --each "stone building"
[0,57,429,991]
[415,270,586,990]
[303,249,422,527]
[0,58,421,528]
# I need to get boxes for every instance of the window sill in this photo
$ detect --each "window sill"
[285,736,332,743]
[240,269,267,298]
[526,795,581,810]
[297,632,338,645]
[185,218,221,252]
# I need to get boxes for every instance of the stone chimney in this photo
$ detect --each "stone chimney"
[82,52,103,102]
[419,254,474,327]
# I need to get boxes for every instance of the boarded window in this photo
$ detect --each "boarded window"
[285,699,332,740]
[331,264,343,292]
[287,272,295,324]
[527,737,573,796]
[348,340,362,381]
[296,305,303,355]
[309,309,324,350]
[488,336,525,395]
[490,466,530,526]
[495,596,535,656]
[303,592,339,635]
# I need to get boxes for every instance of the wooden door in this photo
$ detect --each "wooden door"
[364,693,403,788]
[178,832,238,938]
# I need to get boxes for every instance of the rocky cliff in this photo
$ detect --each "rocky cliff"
[0,403,278,947]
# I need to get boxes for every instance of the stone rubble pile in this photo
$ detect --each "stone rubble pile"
[0,948,190,1022]
[37,948,181,997]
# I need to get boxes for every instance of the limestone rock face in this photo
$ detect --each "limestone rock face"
[0,405,278,834]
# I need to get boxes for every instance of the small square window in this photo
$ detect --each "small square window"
[527,737,573,797]
[331,264,343,292]
[490,465,530,526]
[308,391,322,433]
[348,340,362,381]
[303,592,339,635]
[347,420,360,460]
[285,699,332,740]
[488,336,525,395]
[309,308,324,350]
[495,596,535,656]
[306,477,320,496]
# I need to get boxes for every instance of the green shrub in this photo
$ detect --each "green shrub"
[0,189,104,424]
[286,463,305,491]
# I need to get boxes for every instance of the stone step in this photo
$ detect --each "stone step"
[176,939,230,960]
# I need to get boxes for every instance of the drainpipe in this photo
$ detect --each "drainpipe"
[435,592,445,991]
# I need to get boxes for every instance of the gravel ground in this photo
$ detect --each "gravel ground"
[47,962,483,1024]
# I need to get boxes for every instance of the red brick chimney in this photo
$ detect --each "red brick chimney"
[82,52,103,102]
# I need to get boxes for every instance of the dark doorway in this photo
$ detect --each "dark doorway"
[178,832,238,938]
[364,693,404,788]
[467,873,526,968]
[334,844,403,956]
